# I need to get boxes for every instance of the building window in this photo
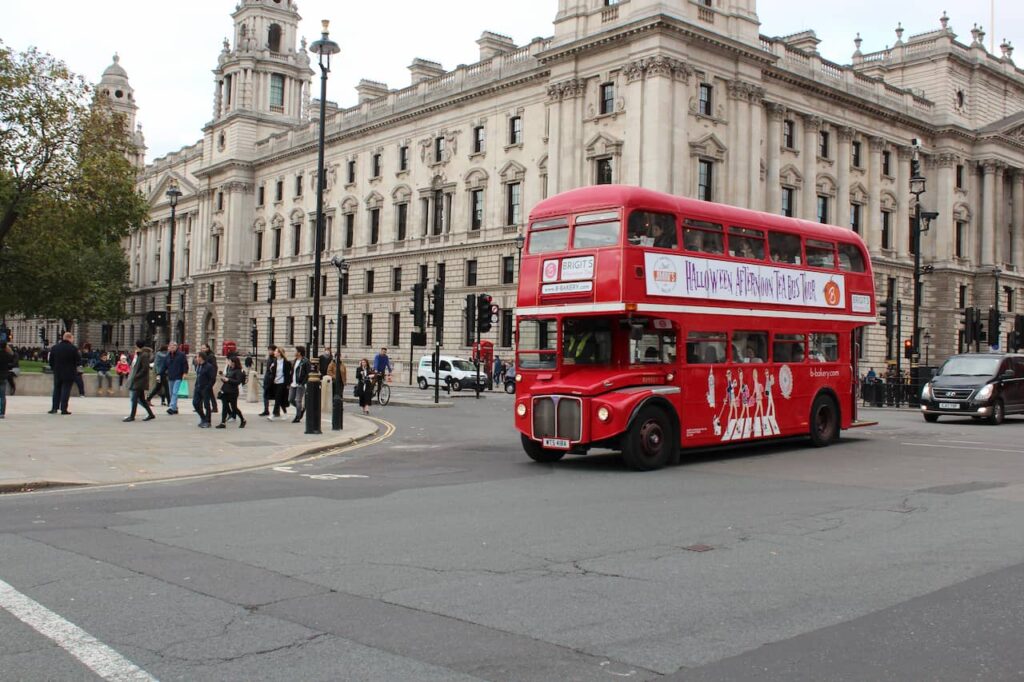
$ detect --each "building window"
[287,316,295,345]
[502,256,515,285]
[252,282,259,302]
[399,145,409,171]
[1005,286,1014,312]
[698,83,713,116]
[292,224,302,255]
[472,126,485,154]
[437,262,446,284]
[268,23,282,52]
[275,181,283,202]
[509,116,523,145]
[956,164,964,190]
[396,203,408,241]
[211,234,221,263]
[273,228,282,258]
[322,275,328,297]
[456,190,479,233]
[850,204,861,234]
[295,174,303,197]
[851,140,862,167]
[347,159,356,184]
[816,195,829,224]
[959,284,968,308]
[369,208,380,245]
[269,74,284,109]
[432,190,445,236]
[783,119,795,148]
[955,221,966,258]
[501,309,514,348]
[595,158,613,185]
[392,266,402,292]
[781,187,795,217]
[372,153,382,178]
[340,314,348,346]
[344,213,354,248]
[818,131,830,159]
[365,269,375,294]
[341,270,349,295]
[600,83,614,115]
[881,210,892,249]
[882,150,892,176]
[255,232,263,261]
[363,313,373,346]
[257,185,265,206]
[419,263,428,284]
[434,136,445,163]
[697,160,713,201]
[506,182,522,225]
[217,192,225,211]
[391,312,401,347]
[466,259,478,286]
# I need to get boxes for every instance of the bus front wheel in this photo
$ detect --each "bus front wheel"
[521,434,565,463]
[809,394,839,447]
[621,405,676,471]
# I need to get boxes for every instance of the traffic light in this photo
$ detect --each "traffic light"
[250,325,258,346]
[38,326,45,344]
[431,282,445,332]
[411,283,426,329]
[904,338,913,360]
[974,308,986,343]
[146,310,167,328]
[963,307,976,347]
[465,294,476,339]
[477,293,493,334]
[988,307,1001,347]
[879,299,893,333]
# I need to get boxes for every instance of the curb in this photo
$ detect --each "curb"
[0,416,383,495]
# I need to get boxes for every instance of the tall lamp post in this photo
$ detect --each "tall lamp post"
[993,266,1003,350]
[165,182,182,348]
[514,232,525,281]
[331,255,348,431]
[267,268,277,345]
[909,148,927,366]
[305,20,340,436]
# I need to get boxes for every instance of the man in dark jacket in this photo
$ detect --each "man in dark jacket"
[48,332,80,414]
[193,351,217,428]
[259,345,277,416]
[165,342,189,415]
[289,346,311,423]
[124,340,156,422]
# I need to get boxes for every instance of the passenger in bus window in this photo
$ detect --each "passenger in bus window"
[768,233,801,264]
[651,220,676,249]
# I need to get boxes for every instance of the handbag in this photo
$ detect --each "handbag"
[177,380,190,398]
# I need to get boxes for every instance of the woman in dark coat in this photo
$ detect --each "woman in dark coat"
[216,355,246,429]
[123,340,155,422]
[193,351,217,428]
[355,357,374,415]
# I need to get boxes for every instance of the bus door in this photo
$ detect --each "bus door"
[682,330,728,446]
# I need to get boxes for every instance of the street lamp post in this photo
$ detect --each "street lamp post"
[267,268,276,346]
[165,183,182,348]
[909,149,927,366]
[923,331,931,366]
[993,266,1002,350]
[514,232,525,281]
[331,256,348,431]
[305,20,341,436]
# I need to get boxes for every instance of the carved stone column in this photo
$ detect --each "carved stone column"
[836,126,854,231]
[643,56,675,193]
[895,145,911,257]
[866,136,884,253]
[994,164,1007,266]
[981,160,998,266]
[747,85,765,211]
[765,103,785,214]
[622,59,646,186]
[801,114,821,220]
[932,154,958,263]
[728,80,752,207]
[545,83,563,195]
[1013,169,1024,269]
[671,61,693,197]
[562,79,585,190]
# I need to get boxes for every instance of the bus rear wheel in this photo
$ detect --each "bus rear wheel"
[621,405,676,471]
[809,394,839,447]
[521,434,565,463]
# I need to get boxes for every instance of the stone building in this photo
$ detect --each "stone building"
[20,0,1024,372]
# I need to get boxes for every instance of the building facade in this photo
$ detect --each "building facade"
[21,0,1024,372]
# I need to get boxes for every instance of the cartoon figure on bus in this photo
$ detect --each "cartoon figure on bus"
[706,367,715,409]
[717,367,784,442]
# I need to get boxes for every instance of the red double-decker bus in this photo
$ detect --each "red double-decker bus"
[513,185,876,470]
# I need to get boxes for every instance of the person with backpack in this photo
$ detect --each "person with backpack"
[165,342,189,415]
[259,345,277,416]
[216,355,247,429]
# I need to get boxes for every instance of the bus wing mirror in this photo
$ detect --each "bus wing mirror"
[629,324,644,341]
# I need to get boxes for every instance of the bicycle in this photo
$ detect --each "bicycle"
[371,372,391,406]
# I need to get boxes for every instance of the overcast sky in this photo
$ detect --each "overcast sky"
[4,0,1021,160]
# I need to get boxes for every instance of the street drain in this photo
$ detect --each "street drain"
[682,544,714,552]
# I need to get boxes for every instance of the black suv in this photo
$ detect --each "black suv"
[920,353,1024,424]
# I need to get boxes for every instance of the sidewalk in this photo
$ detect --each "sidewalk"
[0,396,378,491]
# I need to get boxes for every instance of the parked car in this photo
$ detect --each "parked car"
[920,353,1024,424]
[417,355,489,391]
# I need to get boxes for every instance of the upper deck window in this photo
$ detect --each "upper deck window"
[806,239,837,269]
[627,211,677,249]
[728,226,765,260]
[768,232,801,264]
[573,211,620,249]
[528,217,569,255]
[683,219,724,255]
[838,243,866,272]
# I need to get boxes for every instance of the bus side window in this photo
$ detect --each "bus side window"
[733,331,768,363]
[628,211,677,249]
[683,219,724,255]
[686,331,726,364]
[806,239,837,269]
[728,227,765,261]
[838,243,866,272]
[772,334,806,363]
[768,232,801,264]
[809,333,838,362]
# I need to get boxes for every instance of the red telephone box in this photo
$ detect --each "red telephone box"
[221,340,237,357]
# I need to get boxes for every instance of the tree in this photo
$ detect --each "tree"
[0,41,148,327]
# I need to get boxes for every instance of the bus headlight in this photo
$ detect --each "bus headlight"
[597,406,611,422]
[666,373,675,382]
[516,403,527,417]
[920,383,931,400]
[975,384,994,401]
[515,373,522,383]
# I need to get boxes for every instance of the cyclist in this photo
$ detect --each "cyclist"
[371,347,392,394]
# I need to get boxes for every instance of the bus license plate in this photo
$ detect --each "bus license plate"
[939,402,960,410]
[542,438,571,449]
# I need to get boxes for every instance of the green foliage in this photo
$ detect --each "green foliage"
[0,41,148,324]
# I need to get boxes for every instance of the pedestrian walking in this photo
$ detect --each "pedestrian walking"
[193,351,216,428]
[147,345,170,406]
[289,345,310,423]
[95,352,113,396]
[198,343,219,416]
[318,346,332,376]
[165,342,188,415]
[259,345,277,416]
[0,341,15,419]
[268,347,292,420]
[355,358,373,415]
[492,355,502,387]
[48,332,80,415]
[216,355,247,429]
[123,340,156,422]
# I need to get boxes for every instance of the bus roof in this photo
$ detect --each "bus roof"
[529,184,865,246]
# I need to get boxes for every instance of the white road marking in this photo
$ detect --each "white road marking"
[271,466,297,473]
[301,473,369,480]
[0,577,157,681]
[901,442,1024,454]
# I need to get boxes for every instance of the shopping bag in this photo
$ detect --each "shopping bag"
[177,380,190,398]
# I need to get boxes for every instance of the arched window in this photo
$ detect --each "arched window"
[268,24,282,53]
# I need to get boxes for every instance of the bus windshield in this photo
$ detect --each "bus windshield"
[518,319,558,369]
[562,318,612,365]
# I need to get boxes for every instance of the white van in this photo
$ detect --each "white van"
[417,355,489,391]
